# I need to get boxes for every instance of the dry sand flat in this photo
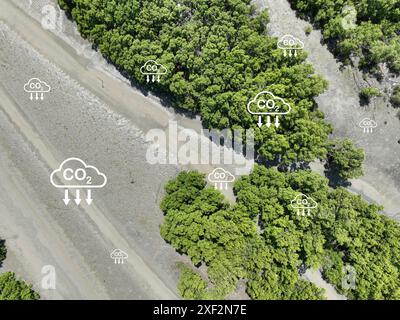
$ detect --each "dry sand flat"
[0,105,109,299]
[0,17,179,299]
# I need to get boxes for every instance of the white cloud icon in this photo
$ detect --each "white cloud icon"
[140,60,167,75]
[291,194,318,209]
[359,118,377,129]
[247,91,291,115]
[110,249,128,259]
[110,249,128,264]
[24,78,51,93]
[50,157,107,189]
[277,34,304,50]
[208,168,235,183]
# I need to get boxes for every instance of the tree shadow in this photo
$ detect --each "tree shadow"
[258,156,280,168]
[359,94,370,107]
[299,263,308,276]
[324,165,351,188]
[289,162,311,171]
[0,239,7,268]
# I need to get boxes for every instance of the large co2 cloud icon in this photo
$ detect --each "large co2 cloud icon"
[50,157,107,206]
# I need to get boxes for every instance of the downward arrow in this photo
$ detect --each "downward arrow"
[266,115,271,128]
[257,116,262,128]
[275,116,280,128]
[63,189,70,206]
[74,189,81,205]
[86,189,93,205]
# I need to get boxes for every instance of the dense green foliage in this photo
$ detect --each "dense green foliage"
[327,139,364,180]
[360,87,382,102]
[161,170,326,299]
[58,0,352,167]
[177,264,208,300]
[289,0,400,74]
[0,272,40,300]
[161,169,400,299]
[0,239,39,300]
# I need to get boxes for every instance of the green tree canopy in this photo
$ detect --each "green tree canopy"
[0,272,40,300]
[160,169,400,300]
[58,0,340,169]
[289,0,400,74]
[326,138,364,180]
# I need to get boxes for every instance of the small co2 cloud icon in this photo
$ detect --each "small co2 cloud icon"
[140,60,167,83]
[247,91,291,128]
[24,78,51,100]
[291,193,318,216]
[110,249,128,264]
[359,118,377,133]
[208,168,235,190]
[277,34,304,57]
[50,157,107,206]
